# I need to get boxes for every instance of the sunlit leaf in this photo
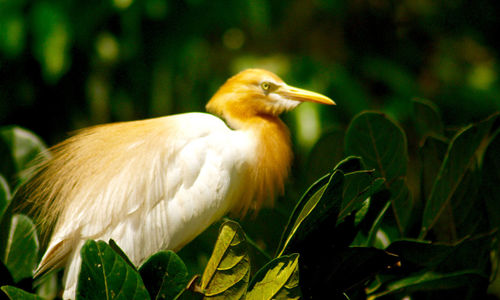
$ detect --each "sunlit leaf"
[77,240,150,300]
[2,214,39,283]
[1,285,44,300]
[200,221,249,299]
[139,250,189,300]
[420,114,498,238]
[246,254,301,300]
[345,112,408,186]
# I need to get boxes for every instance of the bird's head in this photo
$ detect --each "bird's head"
[206,69,335,128]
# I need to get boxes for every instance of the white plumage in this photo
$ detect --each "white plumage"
[44,113,255,298]
[25,69,334,299]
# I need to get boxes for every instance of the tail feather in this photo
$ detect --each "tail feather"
[35,239,71,278]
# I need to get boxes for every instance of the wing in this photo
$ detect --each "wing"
[33,112,255,275]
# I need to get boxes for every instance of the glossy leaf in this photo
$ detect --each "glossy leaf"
[77,240,150,300]
[2,214,39,283]
[0,126,48,187]
[1,285,44,300]
[420,115,497,238]
[247,253,300,300]
[345,112,408,186]
[200,220,250,299]
[139,250,189,300]
[412,98,444,137]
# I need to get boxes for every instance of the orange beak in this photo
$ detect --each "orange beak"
[278,84,335,105]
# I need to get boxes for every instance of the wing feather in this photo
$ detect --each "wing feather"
[32,112,255,274]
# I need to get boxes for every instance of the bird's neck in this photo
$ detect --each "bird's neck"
[231,115,293,215]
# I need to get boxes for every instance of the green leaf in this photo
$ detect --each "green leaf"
[109,239,136,270]
[172,276,203,300]
[386,239,458,269]
[333,156,364,174]
[275,173,329,257]
[483,129,500,233]
[352,190,391,247]
[365,201,392,247]
[276,171,344,257]
[339,170,385,222]
[389,178,413,235]
[483,130,500,277]
[369,270,486,298]
[200,220,250,299]
[0,174,11,220]
[2,214,39,283]
[419,135,448,201]
[246,254,301,300]
[77,240,150,300]
[301,247,399,298]
[420,115,497,238]
[0,126,48,187]
[345,112,408,186]
[412,98,444,137]
[139,251,189,300]
[387,232,493,275]
[1,285,45,300]
[435,168,487,241]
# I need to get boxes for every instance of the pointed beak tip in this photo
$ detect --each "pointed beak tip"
[279,84,336,106]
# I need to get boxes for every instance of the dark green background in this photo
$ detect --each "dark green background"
[1,0,500,297]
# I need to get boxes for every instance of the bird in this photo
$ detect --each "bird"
[22,68,334,299]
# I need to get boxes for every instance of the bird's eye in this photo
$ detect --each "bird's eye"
[261,81,271,92]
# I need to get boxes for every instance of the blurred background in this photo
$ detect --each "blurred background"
[1,0,500,290]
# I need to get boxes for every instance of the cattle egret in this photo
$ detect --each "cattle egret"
[24,69,334,299]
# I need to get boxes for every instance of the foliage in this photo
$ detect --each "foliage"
[0,97,499,299]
